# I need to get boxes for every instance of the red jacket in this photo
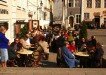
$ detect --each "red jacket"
[66,44,76,53]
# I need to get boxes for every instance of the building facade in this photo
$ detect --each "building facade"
[26,0,51,30]
[81,0,106,28]
[62,0,82,28]
[0,0,51,42]
[0,0,14,42]
[39,0,51,29]
[53,0,63,24]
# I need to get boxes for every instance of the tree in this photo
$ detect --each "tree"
[19,23,28,38]
[79,23,88,39]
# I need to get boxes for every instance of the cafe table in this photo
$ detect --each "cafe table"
[74,52,89,57]
[17,49,33,55]
[17,49,33,67]
[74,51,89,68]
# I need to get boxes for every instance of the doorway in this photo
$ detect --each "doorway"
[94,16,100,29]
[69,16,74,27]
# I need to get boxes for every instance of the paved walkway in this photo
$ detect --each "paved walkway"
[0,67,106,75]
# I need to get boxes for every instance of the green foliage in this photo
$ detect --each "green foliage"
[79,24,88,39]
[19,24,28,38]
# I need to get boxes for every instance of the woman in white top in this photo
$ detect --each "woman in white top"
[20,33,31,49]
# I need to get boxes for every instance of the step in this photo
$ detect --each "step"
[0,67,106,75]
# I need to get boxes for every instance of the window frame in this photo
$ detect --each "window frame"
[87,0,92,8]
[75,0,80,7]
[95,0,101,8]
[75,14,81,24]
[0,0,7,3]
[104,0,106,8]
[69,0,74,7]
[84,13,90,20]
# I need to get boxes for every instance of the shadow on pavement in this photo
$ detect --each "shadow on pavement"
[102,58,106,68]
[41,58,106,68]
[41,60,58,68]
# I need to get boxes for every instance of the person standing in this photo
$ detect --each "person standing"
[0,22,9,68]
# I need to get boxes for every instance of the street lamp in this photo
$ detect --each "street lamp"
[40,1,43,7]
[28,11,33,31]
[40,0,43,20]
[28,11,33,19]
[37,1,43,30]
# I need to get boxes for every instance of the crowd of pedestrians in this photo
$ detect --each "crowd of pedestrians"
[0,22,104,68]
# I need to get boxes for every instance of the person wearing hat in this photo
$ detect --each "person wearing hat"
[0,22,9,68]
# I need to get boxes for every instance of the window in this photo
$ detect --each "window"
[76,14,81,23]
[104,0,106,8]
[95,0,101,8]
[87,0,92,8]
[0,9,8,14]
[84,13,90,20]
[44,12,47,20]
[75,0,80,7]
[0,0,7,3]
[69,0,74,7]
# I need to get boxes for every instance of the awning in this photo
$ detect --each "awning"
[93,12,100,16]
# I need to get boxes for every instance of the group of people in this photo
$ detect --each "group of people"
[50,29,104,68]
[8,28,50,67]
[0,22,104,68]
[0,23,50,68]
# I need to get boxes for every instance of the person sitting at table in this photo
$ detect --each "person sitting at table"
[80,44,88,52]
[66,41,77,53]
[19,33,33,67]
[88,46,96,68]
[10,38,22,51]
[79,38,87,51]
[20,33,31,49]
[61,45,79,68]
[56,31,79,68]
[88,36,97,47]
[93,42,104,68]
[8,38,22,67]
